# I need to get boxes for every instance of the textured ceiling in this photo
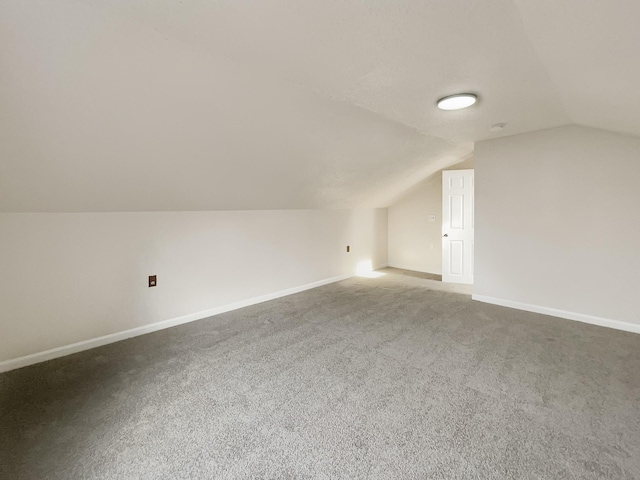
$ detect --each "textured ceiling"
[0,0,638,212]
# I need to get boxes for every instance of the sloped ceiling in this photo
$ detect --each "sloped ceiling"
[0,0,638,212]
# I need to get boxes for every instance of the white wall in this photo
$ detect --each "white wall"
[474,125,640,330]
[388,158,473,274]
[0,209,387,365]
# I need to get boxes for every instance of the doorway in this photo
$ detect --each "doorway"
[442,169,474,284]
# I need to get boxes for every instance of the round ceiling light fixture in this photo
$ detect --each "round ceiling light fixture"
[437,93,477,111]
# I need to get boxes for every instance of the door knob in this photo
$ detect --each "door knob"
[443,234,448,237]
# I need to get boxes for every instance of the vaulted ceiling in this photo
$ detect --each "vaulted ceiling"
[1,0,638,212]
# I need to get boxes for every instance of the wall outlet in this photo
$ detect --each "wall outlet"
[148,275,157,287]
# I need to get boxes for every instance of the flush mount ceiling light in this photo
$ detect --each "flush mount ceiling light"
[437,93,477,111]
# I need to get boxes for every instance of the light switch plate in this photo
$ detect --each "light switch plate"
[428,214,436,223]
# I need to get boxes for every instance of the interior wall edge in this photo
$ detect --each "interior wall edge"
[386,263,436,275]
[472,294,640,335]
[0,273,354,374]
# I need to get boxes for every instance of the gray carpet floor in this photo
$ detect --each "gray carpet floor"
[1,268,639,479]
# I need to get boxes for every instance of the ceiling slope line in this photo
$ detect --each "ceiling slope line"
[80,1,459,150]
[510,0,577,127]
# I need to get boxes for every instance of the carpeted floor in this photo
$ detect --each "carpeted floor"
[1,268,639,479]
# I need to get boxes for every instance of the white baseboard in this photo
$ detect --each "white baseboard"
[472,294,640,335]
[0,273,353,374]
[386,263,442,275]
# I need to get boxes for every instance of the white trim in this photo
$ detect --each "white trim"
[0,273,353,373]
[472,294,640,335]
[386,263,441,275]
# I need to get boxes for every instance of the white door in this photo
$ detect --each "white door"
[442,169,474,284]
